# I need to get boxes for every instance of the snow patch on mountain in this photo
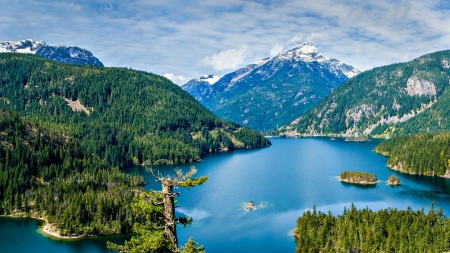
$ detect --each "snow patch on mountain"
[194,74,221,85]
[276,43,360,79]
[0,39,45,53]
[0,39,103,66]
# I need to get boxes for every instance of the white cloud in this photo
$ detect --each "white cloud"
[269,43,283,57]
[163,73,187,85]
[2,0,450,77]
[287,35,304,45]
[198,45,250,71]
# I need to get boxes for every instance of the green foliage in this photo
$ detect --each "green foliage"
[0,53,270,168]
[181,237,206,253]
[107,192,173,253]
[177,167,209,189]
[279,50,450,137]
[387,174,401,185]
[295,204,450,252]
[340,171,378,183]
[375,132,450,176]
[108,167,208,252]
[107,228,171,253]
[0,110,144,235]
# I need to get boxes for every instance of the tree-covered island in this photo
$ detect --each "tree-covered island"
[387,174,401,186]
[339,171,378,184]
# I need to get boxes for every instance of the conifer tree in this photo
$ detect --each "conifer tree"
[107,166,208,252]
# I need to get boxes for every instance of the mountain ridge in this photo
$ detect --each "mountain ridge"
[182,43,360,131]
[278,49,450,138]
[0,39,103,66]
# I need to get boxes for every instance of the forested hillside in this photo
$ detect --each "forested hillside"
[295,205,450,252]
[0,53,270,167]
[279,50,450,138]
[0,110,144,235]
[374,132,450,176]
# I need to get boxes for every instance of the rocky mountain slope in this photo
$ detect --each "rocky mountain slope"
[0,39,103,66]
[180,74,221,102]
[279,50,450,138]
[182,43,359,131]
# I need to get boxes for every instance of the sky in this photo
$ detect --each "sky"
[1,0,450,85]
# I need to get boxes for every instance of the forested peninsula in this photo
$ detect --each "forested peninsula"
[374,132,450,176]
[295,204,450,252]
[0,53,270,238]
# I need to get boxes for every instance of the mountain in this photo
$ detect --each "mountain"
[0,39,103,66]
[182,43,360,131]
[180,74,221,102]
[279,50,450,138]
[0,53,270,167]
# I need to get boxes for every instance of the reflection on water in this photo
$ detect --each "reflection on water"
[339,181,378,189]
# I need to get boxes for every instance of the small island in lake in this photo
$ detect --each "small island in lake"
[340,170,379,184]
[387,174,401,186]
[245,201,256,210]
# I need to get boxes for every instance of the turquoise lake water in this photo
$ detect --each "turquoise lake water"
[2,138,450,252]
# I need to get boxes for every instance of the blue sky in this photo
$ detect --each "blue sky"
[2,0,450,84]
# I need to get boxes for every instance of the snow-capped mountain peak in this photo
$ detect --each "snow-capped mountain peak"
[0,39,46,53]
[195,74,221,85]
[275,42,360,78]
[0,39,103,66]
[277,42,324,62]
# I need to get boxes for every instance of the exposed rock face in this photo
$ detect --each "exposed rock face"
[280,50,450,138]
[244,201,256,210]
[406,76,436,96]
[443,60,450,69]
[64,98,91,115]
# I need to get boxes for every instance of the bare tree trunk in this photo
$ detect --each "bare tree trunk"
[162,180,178,250]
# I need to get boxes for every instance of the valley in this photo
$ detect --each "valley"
[2,38,450,252]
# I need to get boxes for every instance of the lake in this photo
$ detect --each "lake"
[2,138,450,252]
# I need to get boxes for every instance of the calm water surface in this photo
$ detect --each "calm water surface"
[2,138,450,252]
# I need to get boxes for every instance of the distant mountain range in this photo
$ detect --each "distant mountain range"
[182,43,360,131]
[279,50,450,138]
[0,39,103,66]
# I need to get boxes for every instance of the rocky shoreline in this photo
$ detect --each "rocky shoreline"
[339,178,379,185]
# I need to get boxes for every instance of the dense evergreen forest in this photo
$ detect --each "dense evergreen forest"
[374,132,450,176]
[295,204,450,252]
[0,110,145,235]
[0,53,269,240]
[0,53,270,168]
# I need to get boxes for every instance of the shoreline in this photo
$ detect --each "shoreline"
[387,163,450,178]
[339,178,379,185]
[40,223,84,240]
[374,150,450,178]
[0,214,84,240]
